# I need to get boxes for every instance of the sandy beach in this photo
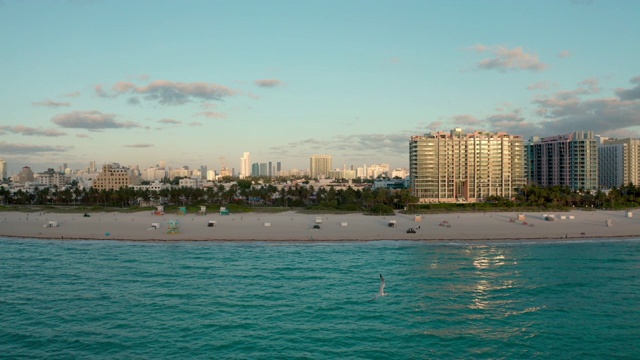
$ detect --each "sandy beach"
[1,209,639,242]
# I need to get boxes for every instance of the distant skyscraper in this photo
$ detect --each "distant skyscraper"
[276,162,281,173]
[259,163,268,176]
[0,158,7,180]
[268,161,272,177]
[90,160,96,173]
[200,165,208,180]
[310,155,332,179]
[240,152,251,178]
[159,160,166,170]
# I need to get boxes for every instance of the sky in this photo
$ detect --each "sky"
[1,0,640,175]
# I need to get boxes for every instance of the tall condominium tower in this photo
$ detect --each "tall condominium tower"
[599,138,640,188]
[410,128,526,203]
[526,131,598,191]
[310,155,333,179]
[240,152,251,178]
[0,158,7,180]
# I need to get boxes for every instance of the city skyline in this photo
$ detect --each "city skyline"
[1,0,640,175]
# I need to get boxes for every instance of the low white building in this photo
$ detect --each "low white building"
[179,177,200,188]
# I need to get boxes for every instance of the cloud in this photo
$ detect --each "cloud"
[254,79,282,88]
[426,121,443,131]
[615,76,640,100]
[124,144,154,148]
[51,111,140,129]
[127,97,141,105]
[558,50,572,58]
[201,102,217,109]
[534,78,601,105]
[112,81,136,93]
[270,132,412,157]
[64,91,81,97]
[188,122,202,126]
[0,141,72,154]
[76,134,90,138]
[95,78,243,105]
[130,80,238,105]
[0,125,66,137]
[195,111,227,119]
[451,114,482,126]
[95,84,110,98]
[527,81,552,90]
[532,79,640,136]
[158,118,182,125]
[536,97,640,137]
[32,99,71,107]
[468,44,548,72]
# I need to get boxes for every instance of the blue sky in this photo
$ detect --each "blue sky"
[1,0,639,175]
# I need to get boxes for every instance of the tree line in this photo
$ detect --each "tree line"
[2,180,639,213]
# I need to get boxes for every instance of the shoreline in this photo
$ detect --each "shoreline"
[1,209,639,243]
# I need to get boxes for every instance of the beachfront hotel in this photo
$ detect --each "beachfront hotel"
[92,163,140,191]
[409,128,525,203]
[310,154,333,179]
[598,137,640,189]
[526,131,598,191]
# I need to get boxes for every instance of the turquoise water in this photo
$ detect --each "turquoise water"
[1,238,639,359]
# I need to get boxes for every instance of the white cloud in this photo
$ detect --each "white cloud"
[468,44,548,72]
[0,125,66,137]
[32,99,71,107]
[254,79,283,88]
[51,111,140,129]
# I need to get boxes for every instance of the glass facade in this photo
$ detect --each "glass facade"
[410,129,525,203]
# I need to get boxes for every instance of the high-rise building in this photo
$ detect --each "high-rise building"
[92,163,140,190]
[17,166,35,184]
[526,131,598,191]
[310,154,333,179]
[200,165,208,180]
[37,168,66,187]
[410,128,526,203]
[251,163,260,177]
[0,158,7,180]
[240,152,251,178]
[89,160,96,173]
[599,138,640,188]
[259,163,268,176]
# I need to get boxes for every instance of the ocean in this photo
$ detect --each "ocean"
[1,238,639,359]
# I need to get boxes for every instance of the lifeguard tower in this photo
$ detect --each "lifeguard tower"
[220,207,230,215]
[167,219,180,234]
